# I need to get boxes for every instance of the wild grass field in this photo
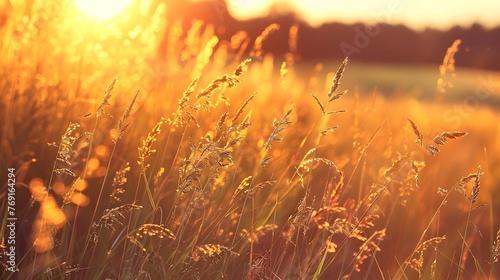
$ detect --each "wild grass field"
[1,1,500,279]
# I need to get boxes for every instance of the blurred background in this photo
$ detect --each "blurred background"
[8,0,493,102]
[1,0,499,278]
[3,0,499,69]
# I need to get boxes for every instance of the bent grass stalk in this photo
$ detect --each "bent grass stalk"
[305,57,349,199]
[395,177,467,278]
[246,106,293,279]
[119,118,164,272]
[83,90,139,276]
[33,122,84,272]
[457,165,482,279]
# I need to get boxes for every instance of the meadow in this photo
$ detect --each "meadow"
[1,1,500,279]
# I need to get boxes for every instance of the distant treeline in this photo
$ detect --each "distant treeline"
[234,17,500,70]
[161,0,500,70]
[2,0,497,69]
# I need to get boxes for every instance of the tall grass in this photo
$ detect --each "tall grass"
[1,1,499,279]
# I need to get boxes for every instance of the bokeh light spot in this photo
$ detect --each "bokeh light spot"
[95,144,110,158]
[29,178,47,201]
[71,192,90,207]
[88,157,100,172]
[74,0,133,21]
[53,182,66,196]
[74,178,88,191]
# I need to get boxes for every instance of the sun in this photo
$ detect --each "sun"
[74,0,134,20]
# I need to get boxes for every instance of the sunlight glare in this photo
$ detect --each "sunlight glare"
[74,0,133,20]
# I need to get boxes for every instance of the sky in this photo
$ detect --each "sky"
[226,0,500,30]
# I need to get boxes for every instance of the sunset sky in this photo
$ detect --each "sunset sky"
[226,0,500,30]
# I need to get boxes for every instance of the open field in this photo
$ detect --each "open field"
[293,60,500,105]
[1,2,500,279]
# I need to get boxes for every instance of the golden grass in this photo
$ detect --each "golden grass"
[1,2,499,279]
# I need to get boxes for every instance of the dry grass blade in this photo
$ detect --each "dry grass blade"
[245,180,276,195]
[407,118,423,146]
[115,91,139,143]
[191,244,238,262]
[433,131,468,146]
[185,111,200,128]
[197,74,234,100]
[49,123,84,166]
[132,223,176,240]
[127,224,176,252]
[264,107,293,150]
[492,229,500,263]
[196,59,250,101]
[231,91,258,125]
[62,178,82,206]
[249,251,271,279]
[251,23,280,57]
[137,118,164,172]
[430,260,436,280]
[54,168,77,177]
[325,109,347,116]
[443,131,468,139]
[260,155,272,167]
[179,78,199,108]
[433,136,447,146]
[411,161,421,190]
[287,196,314,237]
[233,58,252,78]
[321,126,339,137]
[169,78,200,127]
[110,163,130,203]
[439,39,461,76]
[241,224,278,243]
[0,242,8,269]
[437,187,448,196]
[406,236,446,278]
[354,229,386,272]
[311,94,325,115]
[325,240,338,254]
[311,206,346,229]
[214,111,228,140]
[425,145,440,156]
[328,219,355,236]
[350,214,380,241]
[470,165,482,203]
[299,158,338,174]
[328,57,349,98]
[456,174,476,195]
[328,89,348,102]
[384,154,410,181]
[436,39,461,100]
[470,204,486,212]
[455,165,483,203]
[97,77,117,118]
[234,176,252,196]
[91,204,142,244]
[328,172,345,207]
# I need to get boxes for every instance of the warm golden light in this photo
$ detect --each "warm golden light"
[73,178,89,191]
[29,178,47,201]
[71,193,90,207]
[74,0,133,20]
[88,157,100,171]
